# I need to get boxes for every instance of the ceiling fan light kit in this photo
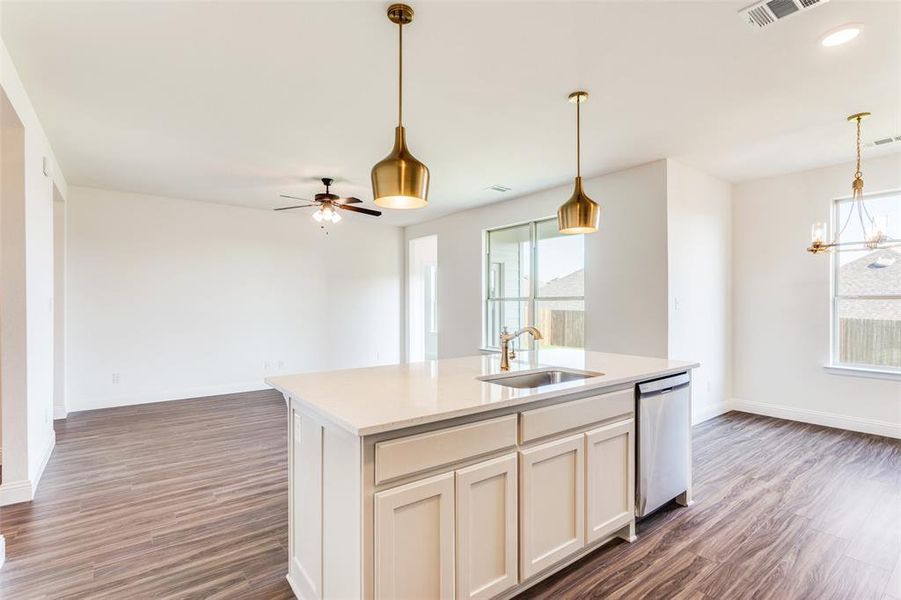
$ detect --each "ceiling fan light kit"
[557,91,600,234]
[371,3,430,210]
[274,178,381,226]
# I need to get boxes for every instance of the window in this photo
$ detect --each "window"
[831,190,901,374]
[484,218,585,351]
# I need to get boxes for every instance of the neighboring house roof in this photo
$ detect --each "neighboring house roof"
[539,269,583,297]
[537,270,583,311]
[839,248,901,320]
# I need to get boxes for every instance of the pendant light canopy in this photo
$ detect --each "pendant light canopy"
[807,112,898,254]
[558,91,599,234]
[371,3,430,209]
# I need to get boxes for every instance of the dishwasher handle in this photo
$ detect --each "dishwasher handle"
[638,372,690,396]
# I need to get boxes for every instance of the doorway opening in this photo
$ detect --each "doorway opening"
[407,235,438,362]
[1,86,27,488]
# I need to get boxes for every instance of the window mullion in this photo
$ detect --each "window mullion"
[530,220,538,351]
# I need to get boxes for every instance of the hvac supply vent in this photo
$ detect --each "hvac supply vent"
[865,135,901,149]
[739,0,829,29]
[486,184,512,193]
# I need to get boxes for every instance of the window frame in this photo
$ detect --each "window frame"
[827,189,901,378]
[483,217,585,351]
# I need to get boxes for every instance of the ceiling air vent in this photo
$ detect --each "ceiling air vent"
[865,135,901,149]
[486,184,512,193]
[739,0,829,29]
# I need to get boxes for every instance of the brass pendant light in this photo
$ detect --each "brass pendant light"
[371,3,430,209]
[557,91,599,234]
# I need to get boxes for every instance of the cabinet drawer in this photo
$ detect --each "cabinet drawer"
[519,388,633,443]
[375,414,518,485]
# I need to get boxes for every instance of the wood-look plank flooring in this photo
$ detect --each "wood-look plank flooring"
[1,392,899,599]
[0,390,293,600]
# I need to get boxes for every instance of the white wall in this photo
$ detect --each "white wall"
[1,37,67,504]
[732,154,901,438]
[666,159,733,424]
[405,160,669,359]
[53,186,66,419]
[66,187,403,411]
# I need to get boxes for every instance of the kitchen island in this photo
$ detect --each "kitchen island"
[267,349,698,600]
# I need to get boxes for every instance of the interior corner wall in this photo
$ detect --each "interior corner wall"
[666,159,733,424]
[53,186,66,419]
[732,153,901,438]
[65,187,404,412]
[1,37,68,501]
[404,160,670,359]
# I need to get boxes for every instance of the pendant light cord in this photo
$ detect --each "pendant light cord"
[576,98,581,178]
[398,22,403,128]
[854,115,862,181]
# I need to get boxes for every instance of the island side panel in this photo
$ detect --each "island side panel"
[676,371,694,506]
[288,396,363,600]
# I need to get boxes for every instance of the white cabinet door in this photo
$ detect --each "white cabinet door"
[375,472,455,600]
[585,419,635,543]
[519,434,585,579]
[290,410,322,600]
[455,453,518,600]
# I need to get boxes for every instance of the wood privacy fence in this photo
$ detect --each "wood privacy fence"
[538,309,585,348]
[839,318,901,367]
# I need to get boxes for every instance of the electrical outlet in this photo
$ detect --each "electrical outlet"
[112,372,121,384]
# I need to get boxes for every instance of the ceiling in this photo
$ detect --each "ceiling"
[2,1,899,226]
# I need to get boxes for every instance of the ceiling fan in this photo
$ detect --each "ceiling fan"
[275,178,382,224]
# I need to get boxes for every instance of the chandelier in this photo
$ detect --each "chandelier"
[808,112,898,254]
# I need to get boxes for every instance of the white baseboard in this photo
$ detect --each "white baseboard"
[53,406,68,420]
[69,381,271,412]
[0,479,34,506]
[731,398,901,440]
[692,401,731,425]
[0,534,5,569]
[32,429,56,492]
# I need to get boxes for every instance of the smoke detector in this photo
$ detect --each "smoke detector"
[739,0,829,29]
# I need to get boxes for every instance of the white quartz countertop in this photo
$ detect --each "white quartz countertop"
[266,349,698,436]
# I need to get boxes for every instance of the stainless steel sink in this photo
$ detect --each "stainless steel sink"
[479,369,603,389]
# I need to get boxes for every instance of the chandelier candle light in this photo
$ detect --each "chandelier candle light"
[558,91,600,234]
[808,112,897,254]
[371,3,430,209]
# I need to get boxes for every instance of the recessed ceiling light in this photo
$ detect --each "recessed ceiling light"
[820,24,862,47]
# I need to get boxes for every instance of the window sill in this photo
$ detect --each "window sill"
[823,364,901,381]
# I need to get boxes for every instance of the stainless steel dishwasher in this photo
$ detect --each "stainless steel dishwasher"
[636,372,691,518]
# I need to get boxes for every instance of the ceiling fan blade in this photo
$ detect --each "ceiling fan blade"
[274,204,316,211]
[279,194,312,202]
[339,204,382,217]
[335,196,363,204]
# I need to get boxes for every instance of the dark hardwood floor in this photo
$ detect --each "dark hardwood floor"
[0,390,294,600]
[522,412,901,600]
[1,391,899,599]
